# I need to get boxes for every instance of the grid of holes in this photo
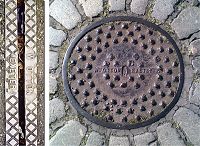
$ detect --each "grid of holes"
[68,21,180,124]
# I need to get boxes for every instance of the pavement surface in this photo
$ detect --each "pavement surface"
[49,0,200,146]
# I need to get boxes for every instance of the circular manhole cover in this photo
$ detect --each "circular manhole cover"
[63,16,184,129]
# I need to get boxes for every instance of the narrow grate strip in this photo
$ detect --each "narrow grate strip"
[5,0,19,145]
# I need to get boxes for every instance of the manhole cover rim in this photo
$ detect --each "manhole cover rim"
[62,16,184,130]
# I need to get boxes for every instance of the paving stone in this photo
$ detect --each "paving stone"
[190,32,200,42]
[51,120,65,131]
[49,98,66,123]
[50,120,87,146]
[157,123,185,146]
[185,0,199,6]
[134,132,155,146]
[49,27,66,47]
[130,0,148,15]
[189,81,200,106]
[50,128,53,137]
[49,75,58,94]
[186,103,200,114]
[79,0,103,17]
[50,0,81,30]
[192,56,200,72]
[189,39,200,56]
[184,65,194,93]
[85,131,105,146]
[50,46,59,52]
[173,107,200,146]
[171,7,200,39]
[49,51,58,70]
[109,136,129,146]
[108,0,125,11]
[149,141,158,146]
[152,0,178,22]
[131,126,148,135]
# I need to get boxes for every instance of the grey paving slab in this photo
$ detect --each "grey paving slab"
[79,0,103,17]
[134,132,156,146]
[49,27,66,47]
[49,75,58,94]
[49,98,66,124]
[173,107,200,146]
[171,7,200,39]
[49,51,58,70]
[192,56,200,72]
[109,136,129,146]
[157,123,185,146]
[50,0,81,30]
[189,39,200,56]
[85,131,105,146]
[130,0,148,15]
[50,120,87,146]
[152,0,179,22]
[108,0,125,11]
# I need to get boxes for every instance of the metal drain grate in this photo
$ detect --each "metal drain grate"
[5,0,38,145]
[63,16,184,129]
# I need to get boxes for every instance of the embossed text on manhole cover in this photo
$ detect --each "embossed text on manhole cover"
[63,16,184,129]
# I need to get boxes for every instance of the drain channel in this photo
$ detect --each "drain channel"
[17,0,25,145]
[5,0,38,145]
[63,16,184,129]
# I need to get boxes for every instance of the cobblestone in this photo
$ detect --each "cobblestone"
[49,75,58,94]
[50,0,81,30]
[190,32,200,42]
[192,56,200,72]
[49,51,58,70]
[149,141,158,146]
[171,7,200,39]
[49,98,66,124]
[184,65,194,94]
[152,0,178,22]
[157,123,185,146]
[50,46,59,52]
[134,132,155,146]
[109,136,129,146]
[108,0,125,11]
[49,27,66,47]
[79,0,103,17]
[189,39,200,56]
[189,81,200,106]
[130,0,148,15]
[173,107,200,146]
[85,131,105,146]
[51,120,65,131]
[50,120,87,146]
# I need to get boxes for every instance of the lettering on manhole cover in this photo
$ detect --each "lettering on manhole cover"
[63,16,184,129]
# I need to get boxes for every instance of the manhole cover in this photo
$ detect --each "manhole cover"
[63,16,184,129]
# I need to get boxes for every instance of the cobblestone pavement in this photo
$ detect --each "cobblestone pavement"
[49,0,200,146]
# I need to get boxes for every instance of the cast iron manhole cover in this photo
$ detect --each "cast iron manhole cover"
[63,16,184,129]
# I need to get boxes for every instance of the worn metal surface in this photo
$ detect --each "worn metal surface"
[63,16,184,129]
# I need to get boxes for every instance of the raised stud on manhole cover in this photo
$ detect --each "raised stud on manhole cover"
[63,16,184,129]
